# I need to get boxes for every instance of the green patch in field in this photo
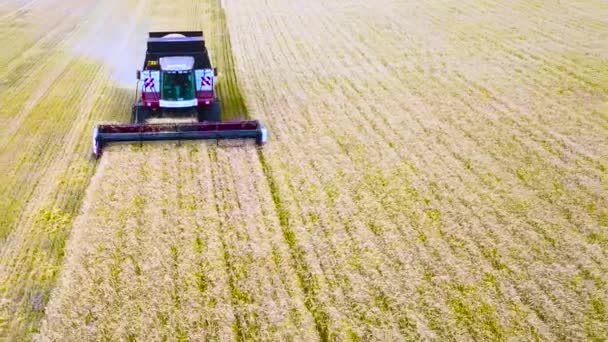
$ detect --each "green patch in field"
[206,0,248,120]
[589,296,606,319]
[367,221,383,235]
[480,172,501,187]
[193,235,204,254]
[425,208,442,222]
[33,207,74,254]
[462,158,473,170]
[575,267,606,289]
[515,167,539,182]
[305,211,319,224]
[323,183,340,204]
[584,294,608,340]
[417,231,427,242]
[447,289,505,340]
[601,172,608,192]
[561,52,608,94]
[586,230,608,247]
[131,194,145,210]
[481,247,506,271]
[504,197,531,215]
[347,251,362,270]
[598,212,608,227]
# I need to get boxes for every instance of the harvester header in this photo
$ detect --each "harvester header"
[93,121,267,156]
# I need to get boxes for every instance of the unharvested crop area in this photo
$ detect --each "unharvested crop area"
[1,0,607,340]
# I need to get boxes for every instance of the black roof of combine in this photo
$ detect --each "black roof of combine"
[144,31,211,70]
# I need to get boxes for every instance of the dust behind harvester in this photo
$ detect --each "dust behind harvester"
[92,31,267,156]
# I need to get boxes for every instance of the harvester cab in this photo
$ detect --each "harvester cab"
[92,31,267,157]
[157,56,197,107]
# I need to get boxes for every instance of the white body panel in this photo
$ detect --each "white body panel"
[160,99,198,108]
[141,70,160,93]
[92,126,99,155]
[260,126,268,144]
[195,69,215,92]
[160,56,195,71]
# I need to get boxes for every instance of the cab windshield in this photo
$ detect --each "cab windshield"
[161,71,195,101]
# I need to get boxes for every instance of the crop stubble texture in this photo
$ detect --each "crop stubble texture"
[14,0,608,340]
[226,0,607,339]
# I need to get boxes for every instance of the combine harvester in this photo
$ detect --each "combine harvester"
[92,31,267,156]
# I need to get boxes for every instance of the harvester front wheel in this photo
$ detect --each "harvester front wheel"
[132,104,150,123]
[197,99,221,122]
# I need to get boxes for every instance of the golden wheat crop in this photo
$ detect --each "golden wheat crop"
[0,0,142,338]
[2,0,607,340]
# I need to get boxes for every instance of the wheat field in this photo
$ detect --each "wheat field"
[1,0,607,340]
[0,0,142,338]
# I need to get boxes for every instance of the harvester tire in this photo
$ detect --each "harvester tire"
[130,105,137,123]
[132,105,149,124]
[197,99,221,122]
